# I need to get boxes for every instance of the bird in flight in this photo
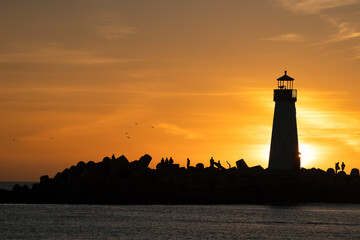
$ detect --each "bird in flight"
[13,138,16,142]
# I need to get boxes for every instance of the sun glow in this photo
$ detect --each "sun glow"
[299,144,317,168]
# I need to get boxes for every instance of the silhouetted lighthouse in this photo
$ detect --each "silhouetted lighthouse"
[268,71,300,171]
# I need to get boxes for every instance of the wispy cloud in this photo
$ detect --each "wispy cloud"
[272,0,360,59]
[263,33,304,42]
[0,45,140,65]
[273,0,360,43]
[351,45,360,59]
[95,25,136,39]
[157,123,199,139]
[273,0,359,14]
[323,17,360,43]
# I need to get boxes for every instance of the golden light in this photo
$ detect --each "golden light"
[299,144,317,168]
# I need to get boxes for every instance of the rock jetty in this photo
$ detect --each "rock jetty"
[1,154,360,204]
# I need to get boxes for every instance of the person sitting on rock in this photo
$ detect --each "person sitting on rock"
[161,158,164,164]
[169,157,174,165]
[215,160,226,170]
[187,158,190,168]
[341,162,345,172]
[165,158,169,164]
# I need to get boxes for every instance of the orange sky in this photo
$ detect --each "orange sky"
[1,0,360,181]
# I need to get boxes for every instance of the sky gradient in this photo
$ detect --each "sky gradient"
[1,0,360,181]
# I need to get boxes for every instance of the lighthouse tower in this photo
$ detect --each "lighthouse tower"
[268,71,300,171]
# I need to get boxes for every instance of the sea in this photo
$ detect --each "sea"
[1,204,360,239]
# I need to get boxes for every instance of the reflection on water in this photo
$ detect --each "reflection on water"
[0,204,360,240]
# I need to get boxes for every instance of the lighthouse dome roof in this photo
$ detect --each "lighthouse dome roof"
[277,71,294,81]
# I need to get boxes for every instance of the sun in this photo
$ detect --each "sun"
[299,144,317,168]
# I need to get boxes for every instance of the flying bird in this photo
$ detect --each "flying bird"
[50,137,54,140]
[135,122,138,125]
[127,136,131,139]
[13,138,16,142]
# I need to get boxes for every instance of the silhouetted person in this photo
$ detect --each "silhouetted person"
[226,161,231,169]
[187,158,190,168]
[210,157,215,168]
[335,162,340,173]
[341,162,345,172]
[214,160,225,170]
[161,158,164,164]
[111,154,116,160]
[165,158,169,164]
[169,157,173,165]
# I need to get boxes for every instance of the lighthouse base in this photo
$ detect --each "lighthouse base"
[268,100,300,171]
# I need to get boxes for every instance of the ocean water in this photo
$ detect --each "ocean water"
[0,204,360,239]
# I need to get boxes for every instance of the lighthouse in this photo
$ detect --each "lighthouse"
[268,71,300,171]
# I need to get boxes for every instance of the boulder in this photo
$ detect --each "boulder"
[350,168,360,177]
[40,175,50,184]
[77,161,86,169]
[117,155,129,163]
[196,163,204,170]
[12,184,22,192]
[326,168,335,174]
[249,165,264,174]
[102,156,111,163]
[139,154,152,168]
[87,161,95,166]
[236,159,248,171]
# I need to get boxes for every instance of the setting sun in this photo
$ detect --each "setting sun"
[299,144,317,168]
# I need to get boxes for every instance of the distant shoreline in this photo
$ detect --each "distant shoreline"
[0,182,36,191]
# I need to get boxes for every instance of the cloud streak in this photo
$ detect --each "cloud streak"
[95,25,136,39]
[273,0,359,14]
[272,0,360,59]
[0,46,141,65]
[263,33,304,42]
[157,123,199,139]
[323,17,360,43]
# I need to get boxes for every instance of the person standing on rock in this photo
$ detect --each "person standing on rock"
[210,157,215,168]
[341,162,345,172]
[335,162,340,173]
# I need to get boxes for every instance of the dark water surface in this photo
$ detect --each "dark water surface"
[1,204,359,239]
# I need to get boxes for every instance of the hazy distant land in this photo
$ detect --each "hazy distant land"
[1,154,360,204]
